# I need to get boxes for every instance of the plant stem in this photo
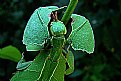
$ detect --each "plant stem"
[61,0,78,25]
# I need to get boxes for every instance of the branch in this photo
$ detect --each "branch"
[61,0,78,25]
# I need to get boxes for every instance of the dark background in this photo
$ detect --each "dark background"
[0,0,121,81]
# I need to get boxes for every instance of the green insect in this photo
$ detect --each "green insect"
[16,53,32,70]
[68,14,95,53]
[22,6,66,51]
[11,20,71,81]
[11,6,94,81]
[37,19,67,80]
[50,21,67,36]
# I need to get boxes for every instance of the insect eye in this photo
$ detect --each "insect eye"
[50,21,67,36]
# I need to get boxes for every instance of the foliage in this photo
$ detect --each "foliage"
[0,0,121,81]
[10,3,94,80]
[0,45,21,62]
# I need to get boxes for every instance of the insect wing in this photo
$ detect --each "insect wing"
[68,14,95,53]
[23,6,58,51]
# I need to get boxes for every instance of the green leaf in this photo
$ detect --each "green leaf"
[68,14,95,53]
[38,59,58,81]
[38,54,66,81]
[0,45,21,62]
[10,50,49,81]
[65,51,74,75]
[23,6,58,51]
[50,54,66,81]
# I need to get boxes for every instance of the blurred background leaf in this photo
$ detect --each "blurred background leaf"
[0,0,121,81]
[0,45,21,62]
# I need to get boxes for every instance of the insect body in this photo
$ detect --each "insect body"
[23,6,59,51]
[50,21,67,36]
[37,20,67,81]
[50,20,67,61]
[16,53,32,70]
[11,6,94,81]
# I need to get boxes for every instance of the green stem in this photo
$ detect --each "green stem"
[61,0,78,25]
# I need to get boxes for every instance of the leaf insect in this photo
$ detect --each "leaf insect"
[16,52,32,70]
[11,5,95,81]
